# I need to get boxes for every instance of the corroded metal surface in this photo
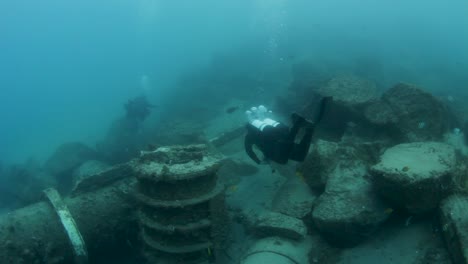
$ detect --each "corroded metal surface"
[133,144,226,263]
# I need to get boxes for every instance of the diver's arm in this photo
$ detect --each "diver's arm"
[244,134,261,164]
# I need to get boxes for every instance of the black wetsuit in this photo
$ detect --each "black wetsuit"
[244,119,313,164]
[244,96,331,165]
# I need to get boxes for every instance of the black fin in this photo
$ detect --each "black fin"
[314,96,332,124]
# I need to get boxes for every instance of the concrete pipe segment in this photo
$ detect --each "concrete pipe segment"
[241,237,308,264]
[0,177,137,264]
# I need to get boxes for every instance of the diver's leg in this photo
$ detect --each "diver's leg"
[290,126,314,162]
[289,97,331,161]
[275,141,293,164]
[287,113,306,142]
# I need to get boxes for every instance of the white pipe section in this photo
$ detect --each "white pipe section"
[241,237,306,264]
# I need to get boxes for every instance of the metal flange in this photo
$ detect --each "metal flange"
[43,188,88,264]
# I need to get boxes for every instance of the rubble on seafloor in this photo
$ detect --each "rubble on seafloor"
[1,72,468,264]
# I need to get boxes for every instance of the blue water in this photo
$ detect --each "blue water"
[0,0,467,164]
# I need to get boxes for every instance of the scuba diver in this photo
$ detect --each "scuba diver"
[244,97,331,165]
[124,95,154,121]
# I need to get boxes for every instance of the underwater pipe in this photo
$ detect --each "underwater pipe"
[241,237,307,264]
[0,178,138,264]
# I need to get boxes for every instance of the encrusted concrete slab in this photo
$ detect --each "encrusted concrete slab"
[299,140,339,190]
[365,83,452,141]
[272,175,317,219]
[439,194,468,264]
[312,161,390,247]
[371,142,457,213]
[253,211,307,241]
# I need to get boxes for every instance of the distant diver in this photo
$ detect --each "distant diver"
[97,95,155,164]
[244,97,331,165]
[124,95,155,121]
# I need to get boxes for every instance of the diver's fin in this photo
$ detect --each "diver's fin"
[314,96,332,124]
[291,113,306,126]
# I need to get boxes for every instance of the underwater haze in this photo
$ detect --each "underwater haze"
[0,0,467,164]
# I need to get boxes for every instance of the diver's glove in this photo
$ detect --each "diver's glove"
[257,105,268,120]
[246,110,254,122]
[246,108,264,128]
[247,105,272,121]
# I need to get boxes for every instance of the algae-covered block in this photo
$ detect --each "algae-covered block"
[440,194,468,264]
[372,142,456,214]
[252,211,307,241]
